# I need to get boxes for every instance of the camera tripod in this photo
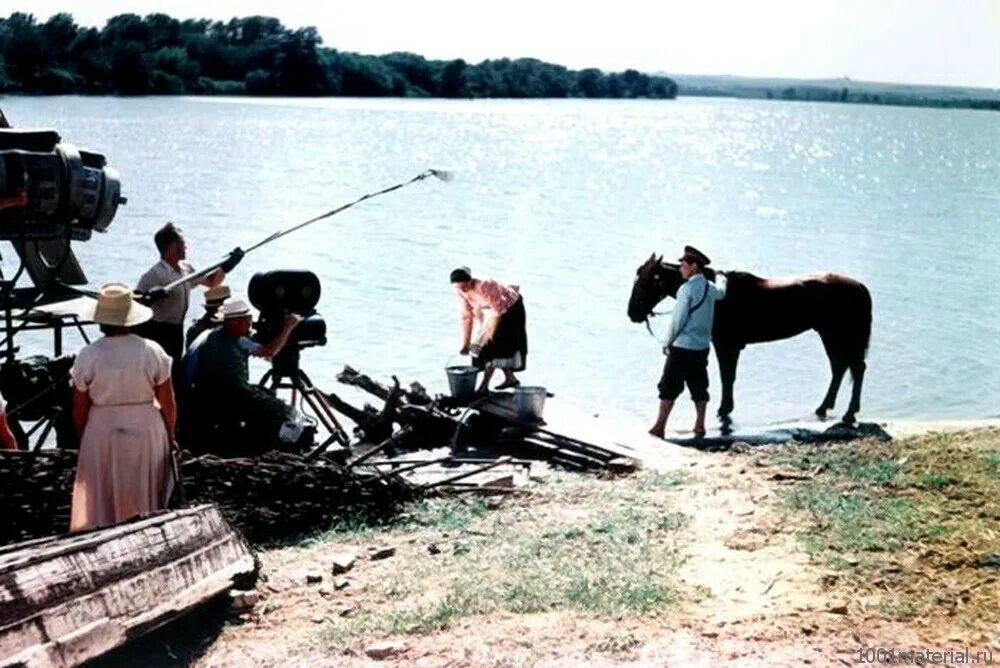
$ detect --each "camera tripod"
[258,345,350,453]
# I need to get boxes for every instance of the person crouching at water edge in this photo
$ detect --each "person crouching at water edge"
[649,246,727,440]
[451,267,528,393]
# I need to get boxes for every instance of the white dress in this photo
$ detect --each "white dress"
[69,334,173,532]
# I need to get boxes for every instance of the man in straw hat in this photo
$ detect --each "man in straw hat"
[136,222,242,367]
[181,296,303,455]
[67,283,178,531]
[186,284,231,349]
[649,246,727,441]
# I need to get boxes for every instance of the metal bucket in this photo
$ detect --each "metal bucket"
[445,365,479,400]
[514,386,547,423]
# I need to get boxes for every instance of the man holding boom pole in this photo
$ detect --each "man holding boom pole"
[135,222,244,367]
[134,169,450,364]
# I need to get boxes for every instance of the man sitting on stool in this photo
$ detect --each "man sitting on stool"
[182,296,304,456]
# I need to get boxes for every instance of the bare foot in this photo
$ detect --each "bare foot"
[648,427,665,439]
[693,428,707,439]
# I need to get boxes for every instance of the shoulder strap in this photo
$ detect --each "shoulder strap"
[688,282,710,315]
[672,281,711,343]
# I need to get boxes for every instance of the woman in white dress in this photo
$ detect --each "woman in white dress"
[69,283,177,532]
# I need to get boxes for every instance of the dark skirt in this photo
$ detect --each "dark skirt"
[473,296,527,372]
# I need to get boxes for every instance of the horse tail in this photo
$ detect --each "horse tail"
[857,283,873,359]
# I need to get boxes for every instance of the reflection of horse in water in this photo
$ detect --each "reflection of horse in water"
[628,254,872,425]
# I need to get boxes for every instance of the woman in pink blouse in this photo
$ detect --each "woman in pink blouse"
[451,267,528,393]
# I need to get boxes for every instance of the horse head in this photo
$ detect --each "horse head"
[628,253,685,323]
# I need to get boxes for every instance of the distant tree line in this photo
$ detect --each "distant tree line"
[765,86,1000,110]
[0,13,678,99]
[677,80,999,112]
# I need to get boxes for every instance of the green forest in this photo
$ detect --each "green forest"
[0,12,678,99]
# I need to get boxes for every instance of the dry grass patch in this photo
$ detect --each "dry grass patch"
[299,470,691,654]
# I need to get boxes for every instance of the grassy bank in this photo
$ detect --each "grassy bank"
[766,428,1000,635]
[300,471,690,654]
[173,426,999,665]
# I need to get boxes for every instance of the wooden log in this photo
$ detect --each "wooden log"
[0,505,256,668]
[336,366,462,439]
[325,375,406,444]
[336,366,395,401]
[347,426,413,468]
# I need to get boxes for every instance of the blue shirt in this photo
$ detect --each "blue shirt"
[665,273,727,351]
[182,328,260,392]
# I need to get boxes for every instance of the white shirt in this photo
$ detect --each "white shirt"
[136,259,199,325]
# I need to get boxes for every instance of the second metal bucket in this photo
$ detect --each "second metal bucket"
[513,386,547,423]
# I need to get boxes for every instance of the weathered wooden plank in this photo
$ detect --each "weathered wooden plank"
[0,505,256,668]
[479,395,643,469]
[421,457,514,489]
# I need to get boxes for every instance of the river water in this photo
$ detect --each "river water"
[2,95,998,431]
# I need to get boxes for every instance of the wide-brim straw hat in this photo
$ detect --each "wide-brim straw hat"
[212,296,254,323]
[76,282,152,327]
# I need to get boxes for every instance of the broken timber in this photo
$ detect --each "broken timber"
[337,367,642,473]
[0,505,256,668]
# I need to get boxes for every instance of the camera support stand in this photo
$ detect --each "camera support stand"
[258,346,350,453]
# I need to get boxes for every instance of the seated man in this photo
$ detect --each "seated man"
[186,284,230,349]
[182,296,302,456]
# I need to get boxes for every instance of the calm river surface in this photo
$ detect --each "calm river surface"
[3,95,998,430]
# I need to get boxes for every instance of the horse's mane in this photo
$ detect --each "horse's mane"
[707,268,760,285]
[661,263,761,287]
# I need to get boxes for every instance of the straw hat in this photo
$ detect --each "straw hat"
[213,296,254,322]
[204,284,231,305]
[77,283,152,327]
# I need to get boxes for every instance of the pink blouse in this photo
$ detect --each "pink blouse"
[457,279,520,327]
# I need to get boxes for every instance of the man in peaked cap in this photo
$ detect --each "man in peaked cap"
[649,245,727,440]
[680,245,710,267]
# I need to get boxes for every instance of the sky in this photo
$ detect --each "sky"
[11,0,1000,88]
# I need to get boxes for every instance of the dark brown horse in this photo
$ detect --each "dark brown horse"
[628,254,872,425]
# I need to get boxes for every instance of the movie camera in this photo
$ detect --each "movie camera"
[247,270,327,355]
[0,127,125,287]
[247,269,348,450]
[0,123,126,449]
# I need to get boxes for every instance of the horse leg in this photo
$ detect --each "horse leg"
[842,357,867,424]
[715,344,740,423]
[816,335,848,420]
